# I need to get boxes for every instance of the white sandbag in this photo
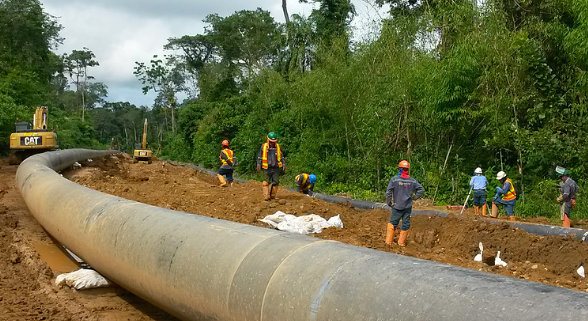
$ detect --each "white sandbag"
[327,214,344,228]
[259,211,290,229]
[55,268,112,290]
[260,212,343,234]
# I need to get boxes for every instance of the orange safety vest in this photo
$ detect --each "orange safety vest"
[502,178,517,201]
[295,173,309,186]
[261,143,282,169]
[220,148,233,166]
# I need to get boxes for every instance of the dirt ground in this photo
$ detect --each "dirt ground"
[2,154,588,320]
[0,157,178,321]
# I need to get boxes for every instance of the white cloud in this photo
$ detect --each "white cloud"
[41,0,386,106]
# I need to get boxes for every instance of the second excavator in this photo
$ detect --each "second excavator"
[133,118,152,164]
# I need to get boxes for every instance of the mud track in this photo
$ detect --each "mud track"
[1,154,587,320]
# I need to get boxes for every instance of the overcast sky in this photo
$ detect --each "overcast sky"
[41,0,388,107]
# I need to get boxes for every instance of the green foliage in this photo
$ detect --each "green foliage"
[204,8,282,76]
[153,0,588,221]
[51,107,101,149]
[0,0,63,82]
[3,0,585,222]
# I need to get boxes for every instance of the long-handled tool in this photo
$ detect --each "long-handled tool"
[460,186,473,215]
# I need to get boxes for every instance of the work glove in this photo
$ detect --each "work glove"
[282,164,286,174]
[556,194,564,203]
[257,165,261,172]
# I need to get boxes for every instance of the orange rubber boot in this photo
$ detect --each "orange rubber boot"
[262,182,270,201]
[385,223,395,245]
[563,214,571,228]
[491,203,498,218]
[509,215,516,221]
[270,185,279,199]
[474,206,479,216]
[217,174,228,187]
[398,229,410,247]
[482,203,488,216]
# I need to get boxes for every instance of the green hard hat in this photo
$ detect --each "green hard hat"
[267,132,277,141]
[556,166,569,176]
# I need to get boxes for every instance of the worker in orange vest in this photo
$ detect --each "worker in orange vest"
[257,132,286,200]
[217,140,234,187]
[492,171,517,220]
[295,173,316,195]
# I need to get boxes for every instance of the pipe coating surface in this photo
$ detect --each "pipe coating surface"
[17,150,588,320]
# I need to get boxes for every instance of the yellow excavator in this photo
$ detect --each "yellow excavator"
[9,106,58,165]
[133,118,152,164]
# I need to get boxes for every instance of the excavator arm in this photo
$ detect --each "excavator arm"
[142,119,148,149]
[133,118,152,164]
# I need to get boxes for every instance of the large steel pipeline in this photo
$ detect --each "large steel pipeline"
[17,150,588,321]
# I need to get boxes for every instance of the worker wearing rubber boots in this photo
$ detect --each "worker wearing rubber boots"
[385,160,424,247]
[556,166,579,228]
[492,171,517,221]
[295,173,316,195]
[217,140,234,187]
[257,132,286,201]
[469,167,488,216]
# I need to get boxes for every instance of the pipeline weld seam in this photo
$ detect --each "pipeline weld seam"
[168,241,183,272]
[224,233,277,315]
[113,214,133,248]
[308,264,345,321]
[258,239,339,321]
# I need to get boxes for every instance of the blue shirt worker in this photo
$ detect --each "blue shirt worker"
[492,171,517,221]
[217,140,234,187]
[385,160,425,247]
[469,167,488,216]
[295,173,316,195]
[556,166,579,228]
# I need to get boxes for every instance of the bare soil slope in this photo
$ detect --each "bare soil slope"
[68,155,588,292]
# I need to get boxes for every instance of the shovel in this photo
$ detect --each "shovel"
[460,186,473,215]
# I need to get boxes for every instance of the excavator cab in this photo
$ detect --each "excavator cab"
[15,122,33,132]
[9,106,58,165]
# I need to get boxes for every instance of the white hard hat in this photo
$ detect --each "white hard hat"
[496,171,507,180]
[474,167,483,174]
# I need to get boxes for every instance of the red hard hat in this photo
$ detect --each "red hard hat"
[222,140,229,147]
[398,160,410,169]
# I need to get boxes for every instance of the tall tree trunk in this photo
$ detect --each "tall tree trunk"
[81,84,86,122]
[171,96,176,133]
[282,0,290,24]
[82,66,87,122]
[433,143,453,203]
[124,127,129,152]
